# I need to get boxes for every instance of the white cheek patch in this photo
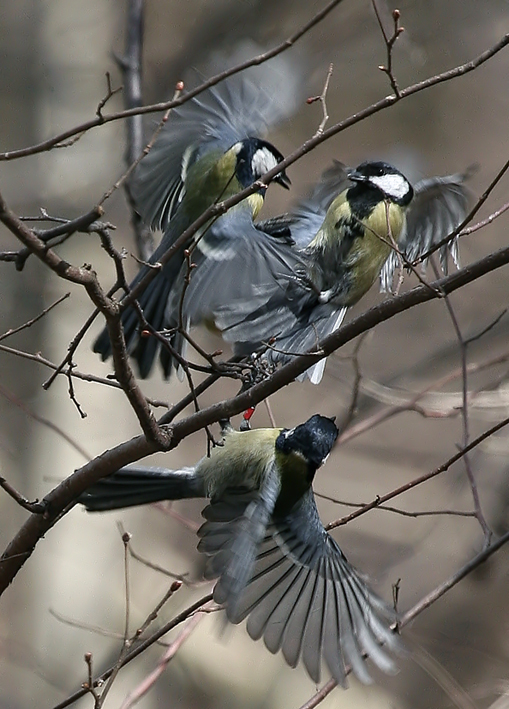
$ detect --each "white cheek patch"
[251,147,279,178]
[370,173,410,201]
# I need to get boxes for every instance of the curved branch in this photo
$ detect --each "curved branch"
[108,32,509,310]
[1,244,509,596]
[0,0,347,161]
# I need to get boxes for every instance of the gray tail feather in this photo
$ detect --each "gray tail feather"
[92,265,175,380]
[79,466,205,512]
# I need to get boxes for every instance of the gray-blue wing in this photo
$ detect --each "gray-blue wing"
[257,160,351,250]
[161,205,311,370]
[197,461,281,620]
[131,46,301,232]
[198,487,401,685]
[380,169,473,292]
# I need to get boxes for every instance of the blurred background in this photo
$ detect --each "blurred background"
[1,1,509,707]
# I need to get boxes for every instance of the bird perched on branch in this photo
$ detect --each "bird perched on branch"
[93,49,298,378]
[166,159,472,383]
[80,414,402,685]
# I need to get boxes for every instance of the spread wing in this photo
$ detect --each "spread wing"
[208,162,351,381]
[197,461,281,620]
[257,160,351,250]
[131,46,302,232]
[161,205,311,374]
[198,487,401,685]
[380,169,473,292]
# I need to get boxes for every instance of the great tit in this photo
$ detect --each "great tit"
[93,55,296,378]
[211,160,472,383]
[80,414,401,685]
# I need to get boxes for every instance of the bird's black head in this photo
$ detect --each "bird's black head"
[234,137,291,191]
[348,161,414,207]
[276,414,338,472]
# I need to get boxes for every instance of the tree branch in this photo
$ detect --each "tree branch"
[1,245,509,596]
[0,0,347,161]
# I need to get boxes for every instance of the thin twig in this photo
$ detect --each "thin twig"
[118,610,206,709]
[315,492,477,519]
[326,414,509,531]
[429,257,492,544]
[0,381,91,459]
[0,477,46,514]
[459,200,509,238]
[96,72,123,118]
[51,593,214,709]
[82,653,101,707]
[307,63,334,136]
[0,343,169,407]
[127,539,193,585]
[372,2,404,96]
[0,293,70,342]
[0,0,348,161]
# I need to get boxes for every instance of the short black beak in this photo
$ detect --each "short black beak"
[346,168,366,184]
[274,170,291,190]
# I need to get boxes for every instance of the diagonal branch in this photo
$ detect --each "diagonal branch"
[0,190,169,448]
[1,245,509,596]
[0,0,347,161]
[106,33,509,312]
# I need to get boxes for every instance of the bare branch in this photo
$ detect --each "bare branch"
[0,293,70,342]
[1,246,509,595]
[0,381,91,459]
[372,2,404,96]
[0,342,170,408]
[96,72,122,119]
[307,62,334,136]
[327,414,509,531]
[0,0,348,161]
[52,593,213,709]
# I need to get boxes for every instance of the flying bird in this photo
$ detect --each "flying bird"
[80,414,402,685]
[165,159,472,383]
[93,49,299,378]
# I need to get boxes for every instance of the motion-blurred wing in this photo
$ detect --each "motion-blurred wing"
[200,488,401,685]
[131,46,301,232]
[198,461,280,618]
[380,169,473,292]
[257,160,351,250]
[160,205,310,374]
